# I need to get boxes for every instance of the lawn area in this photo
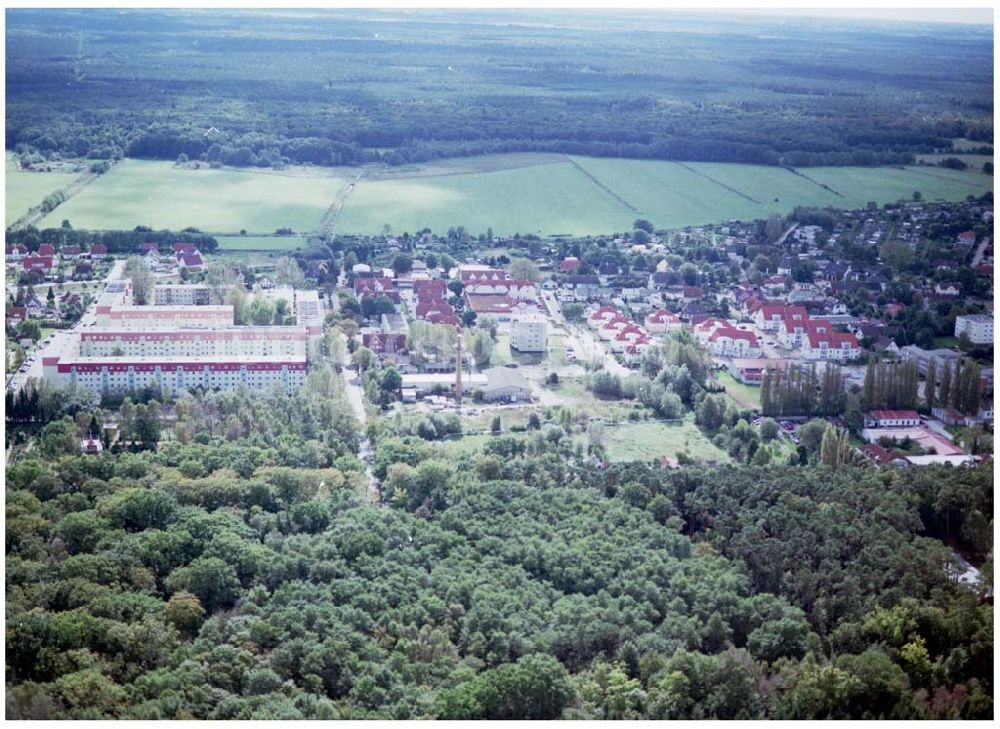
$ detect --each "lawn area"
[582,417,730,463]
[39,159,347,233]
[5,152,82,225]
[715,370,762,410]
[934,336,959,349]
[215,236,312,251]
[489,334,514,366]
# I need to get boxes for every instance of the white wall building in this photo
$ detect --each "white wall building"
[153,284,213,306]
[510,309,549,352]
[97,305,235,330]
[78,327,308,358]
[46,355,307,396]
[954,314,994,345]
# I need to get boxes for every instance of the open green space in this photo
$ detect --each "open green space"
[215,235,311,251]
[578,417,731,463]
[335,160,631,236]
[5,152,81,226]
[39,159,346,232]
[28,153,995,237]
[715,370,763,410]
[333,155,993,236]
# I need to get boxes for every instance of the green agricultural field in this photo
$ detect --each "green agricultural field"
[5,152,82,226]
[333,155,993,236]
[215,235,311,251]
[39,159,347,232]
[334,160,635,236]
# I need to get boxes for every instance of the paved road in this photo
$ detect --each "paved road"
[971,236,991,268]
[541,291,629,376]
[336,330,382,506]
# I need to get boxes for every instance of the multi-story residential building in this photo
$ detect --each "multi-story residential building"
[752,304,808,332]
[800,325,861,361]
[96,305,235,329]
[644,308,683,335]
[510,309,549,352]
[153,284,213,306]
[78,327,308,358]
[45,355,307,395]
[707,325,762,358]
[954,314,994,345]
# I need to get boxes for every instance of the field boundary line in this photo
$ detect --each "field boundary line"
[901,166,985,188]
[364,155,567,181]
[675,162,762,204]
[10,164,108,232]
[322,170,365,236]
[783,167,844,197]
[564,155,643,214]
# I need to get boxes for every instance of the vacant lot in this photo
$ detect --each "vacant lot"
[39,160,346,232]
[5,152,82,225]
[581,417,731,463]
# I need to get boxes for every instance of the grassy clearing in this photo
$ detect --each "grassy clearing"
[583,417,730,463]
[40,159,347,232]
[215,236,311,251]
[715,370,762,410]
[5,152,82,225]
[933,336,959,349]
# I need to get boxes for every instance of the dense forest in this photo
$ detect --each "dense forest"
[5,9,993,169]
[4,371,994,719]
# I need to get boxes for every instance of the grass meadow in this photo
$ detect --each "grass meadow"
[30,153,993,237]
[333,156,992,235]
[215,236,312,251]
[5,152,81,225]
[39,160,346,233]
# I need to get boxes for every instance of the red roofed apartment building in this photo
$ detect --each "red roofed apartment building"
[752,305,808,332]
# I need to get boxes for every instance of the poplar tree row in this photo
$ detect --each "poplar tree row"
[860,361,920,412]
[760,363,845,417]
[925,357,984,416]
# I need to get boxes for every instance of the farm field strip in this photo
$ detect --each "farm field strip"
[24,154,995,236]
[5,152,83,226]
[37,159,347,233]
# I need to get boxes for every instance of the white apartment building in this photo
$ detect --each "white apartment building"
[78,327,308,358]
[510,309,549,352]
[954,314,994,345]
[96,305,235,329]
[153,284,213,306]
[46,355,307,395]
